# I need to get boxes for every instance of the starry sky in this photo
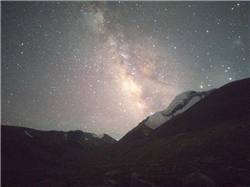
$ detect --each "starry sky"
[2,1,249,140]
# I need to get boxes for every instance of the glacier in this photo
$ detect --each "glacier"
[145,90,215,129]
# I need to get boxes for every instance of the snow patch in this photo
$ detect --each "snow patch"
[180,96,201,113]
[97,134,104,139]
[91,133,98,138]
[24,130,33,138]
[145,112,166,129]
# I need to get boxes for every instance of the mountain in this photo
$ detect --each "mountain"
[1,126,117,169]
[2,78,250,187]
[120,78,250,143]
[119,89,214,143]
[99,134,118,144]
[152,77,250,138]
[145,89,215,129]
[67,130,117,148]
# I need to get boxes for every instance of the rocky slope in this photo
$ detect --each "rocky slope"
[119,117,153,142]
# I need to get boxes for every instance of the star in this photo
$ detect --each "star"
[1,1,249,139]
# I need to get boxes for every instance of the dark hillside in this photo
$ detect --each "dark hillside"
[119,117,153,143]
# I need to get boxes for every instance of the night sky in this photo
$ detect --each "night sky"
[2,1,249,140]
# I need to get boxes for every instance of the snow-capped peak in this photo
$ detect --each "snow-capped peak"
[145,89,215,129]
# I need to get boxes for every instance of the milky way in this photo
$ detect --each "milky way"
[2,2,249,139]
